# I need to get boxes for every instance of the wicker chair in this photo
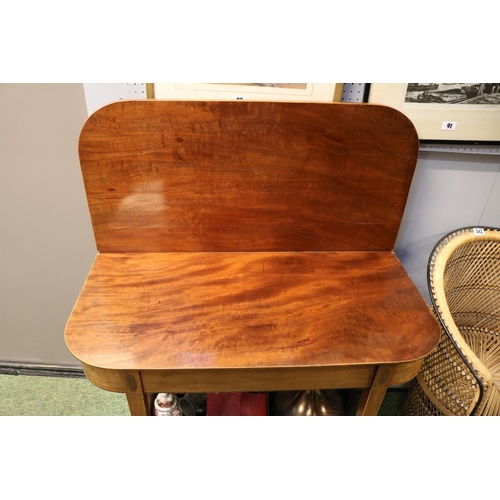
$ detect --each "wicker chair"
[399,226,500,416]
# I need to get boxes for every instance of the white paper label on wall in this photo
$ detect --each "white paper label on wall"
[474,228,485,235]
[441,121,457,131]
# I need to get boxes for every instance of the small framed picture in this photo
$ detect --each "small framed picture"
[153,83,342,102]
[369,83,500,142]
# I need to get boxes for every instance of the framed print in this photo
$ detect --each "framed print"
[153,83,342,102]
[368,83,500,142]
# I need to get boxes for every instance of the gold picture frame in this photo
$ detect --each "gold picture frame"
[368,83,500,142]
[153,83,342,102]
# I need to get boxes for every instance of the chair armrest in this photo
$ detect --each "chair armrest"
[418,307,491,415]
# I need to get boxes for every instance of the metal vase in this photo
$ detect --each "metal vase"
[179,393,207,416]
[275,390,345,416]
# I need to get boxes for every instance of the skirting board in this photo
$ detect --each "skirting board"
[0,362,85,378]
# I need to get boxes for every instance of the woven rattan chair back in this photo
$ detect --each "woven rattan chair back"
[399,226,500,416]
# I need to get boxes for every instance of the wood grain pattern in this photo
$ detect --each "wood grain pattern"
[67,100,439,415]
[65,252,439,371]
[78,101,419,252]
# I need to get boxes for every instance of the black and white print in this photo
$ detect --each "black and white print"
[405,83,500,105]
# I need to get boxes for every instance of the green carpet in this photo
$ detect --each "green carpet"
[0,374,130,416]
[0,373,407,416]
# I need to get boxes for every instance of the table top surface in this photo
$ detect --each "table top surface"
[78,100,419,254]
[66,100,440,378]
[65,251,440,372]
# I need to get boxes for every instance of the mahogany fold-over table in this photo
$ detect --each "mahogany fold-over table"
[65,100,440,416]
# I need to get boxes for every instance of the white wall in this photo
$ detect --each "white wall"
[395,150,500,301]
[0,84,96,367]
[83,83,147,115]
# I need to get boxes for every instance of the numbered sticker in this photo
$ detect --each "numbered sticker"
[441,121,457,131]
[474,228,485,235]
[232,95,245,100]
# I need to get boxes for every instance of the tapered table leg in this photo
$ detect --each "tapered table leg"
[123,371,150,416]
[356,365,394,416]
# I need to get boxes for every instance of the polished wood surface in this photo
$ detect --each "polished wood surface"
[66,252,437,370]
[66,100,440,415]
[79,100,419,252]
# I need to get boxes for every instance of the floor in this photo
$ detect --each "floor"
[0,371,408,416]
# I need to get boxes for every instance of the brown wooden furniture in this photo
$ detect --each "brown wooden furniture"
[65,100,440,416]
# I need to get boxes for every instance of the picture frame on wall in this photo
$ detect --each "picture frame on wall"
[368,83,500,143]
[153,83,342,102]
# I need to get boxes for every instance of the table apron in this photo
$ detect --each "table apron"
[81,360,424,395]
